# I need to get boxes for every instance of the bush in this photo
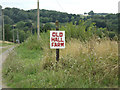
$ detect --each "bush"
[60,20,108,42]
[108,31,116,39]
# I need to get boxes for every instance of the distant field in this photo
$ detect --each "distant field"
[0,41,14,46]
[0,41,15,54]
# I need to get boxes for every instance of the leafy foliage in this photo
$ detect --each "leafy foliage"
[2,7,118,42]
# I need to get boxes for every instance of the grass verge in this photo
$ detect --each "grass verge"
[2,35,118,88]
[0,42,15,54]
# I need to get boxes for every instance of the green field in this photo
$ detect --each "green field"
[0,42,14,46]
[0,42,15,54]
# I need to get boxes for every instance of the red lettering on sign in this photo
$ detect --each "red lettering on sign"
[59,32,63,37]
[60,38,64,42]
[51,42,64,47]
[52,32,63,37]
[55,43,57,47]
[61,43,64,46]
[58,43,60,46]
[52,32,56,37]
[51,38,55,42]
[52,42,54,46]
[56,32,59,37]
[51,37,64,42]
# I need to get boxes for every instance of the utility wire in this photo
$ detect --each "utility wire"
[55,0,66,12]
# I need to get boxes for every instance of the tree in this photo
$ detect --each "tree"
[25,22,32,28]
[16,21,25,29]
[84,12,87,15]
[4,15,14,24]
[88,10,94,16]
[43,23,53,32]
[4,24,12,41]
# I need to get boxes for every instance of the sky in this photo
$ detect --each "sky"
[0,0,120,14]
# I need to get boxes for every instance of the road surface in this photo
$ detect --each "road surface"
[0,46,15,89]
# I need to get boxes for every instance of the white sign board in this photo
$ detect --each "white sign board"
[50,31,65,49]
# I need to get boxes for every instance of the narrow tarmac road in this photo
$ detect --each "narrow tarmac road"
[0,46,15,89]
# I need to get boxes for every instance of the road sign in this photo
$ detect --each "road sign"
[50,31,65,49]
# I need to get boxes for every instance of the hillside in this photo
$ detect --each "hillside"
[0,7,118,43]
[3,7,81,24]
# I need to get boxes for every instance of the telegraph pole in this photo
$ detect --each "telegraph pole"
[13,26,15,43]
[17,30,20,44]
[37,0,40,39]
[2,10,5,41]
[0,6,2,40]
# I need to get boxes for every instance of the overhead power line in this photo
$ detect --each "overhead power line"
[55,0,66,12]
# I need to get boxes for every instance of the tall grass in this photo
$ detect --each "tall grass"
[2,20,118,88]
[2,35,118,88]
